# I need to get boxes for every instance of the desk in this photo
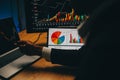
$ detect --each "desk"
[10,30,76,80]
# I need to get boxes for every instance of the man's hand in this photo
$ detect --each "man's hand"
[15,40,43,56]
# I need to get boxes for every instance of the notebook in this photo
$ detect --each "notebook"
[48,28,84,50]
[0,17,40,79]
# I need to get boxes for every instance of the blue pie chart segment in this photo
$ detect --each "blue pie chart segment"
[58,36,65,44]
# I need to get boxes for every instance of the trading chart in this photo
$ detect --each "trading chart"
[24,0,89,32]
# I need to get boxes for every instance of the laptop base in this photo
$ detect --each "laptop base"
[0,48,40,79]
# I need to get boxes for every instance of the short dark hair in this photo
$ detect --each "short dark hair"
[71,0,106,14]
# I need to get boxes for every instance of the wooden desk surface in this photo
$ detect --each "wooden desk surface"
[18,30,47,45]
[10,30,76,80]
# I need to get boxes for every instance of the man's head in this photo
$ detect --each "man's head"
[70,0,106,14]
[77,0,120,43]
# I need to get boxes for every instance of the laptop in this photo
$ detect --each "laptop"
[48,28,84,50]
[0,17,40,79]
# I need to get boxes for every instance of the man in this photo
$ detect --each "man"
[16,0,120,80]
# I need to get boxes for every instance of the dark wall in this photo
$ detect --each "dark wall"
[0,0,12,19]
[0,0,25,32]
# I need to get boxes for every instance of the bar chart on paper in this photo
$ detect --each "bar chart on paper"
[48,28,84,50]
[49,28,84,46]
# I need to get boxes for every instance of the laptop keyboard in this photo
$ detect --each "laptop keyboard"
[0,48,23,68]
[0,55,40,78]
[0,48,40,79]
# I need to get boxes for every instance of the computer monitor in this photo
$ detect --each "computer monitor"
[24,0,89,32]
[0,17,19,56]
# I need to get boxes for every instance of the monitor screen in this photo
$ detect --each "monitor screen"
[0,18,19,55]
[24,0,89,32]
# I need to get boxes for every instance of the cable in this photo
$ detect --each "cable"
[33,33,42,44]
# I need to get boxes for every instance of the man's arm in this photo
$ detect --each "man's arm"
[50,46,85,66]
[16,40,86,67]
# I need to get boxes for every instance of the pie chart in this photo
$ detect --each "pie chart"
[51,31,65,44]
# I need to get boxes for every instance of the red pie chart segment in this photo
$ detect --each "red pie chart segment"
[51,31,61,38]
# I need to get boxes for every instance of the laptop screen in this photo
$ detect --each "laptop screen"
[48,28,84,50]
[0,18,19,55]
